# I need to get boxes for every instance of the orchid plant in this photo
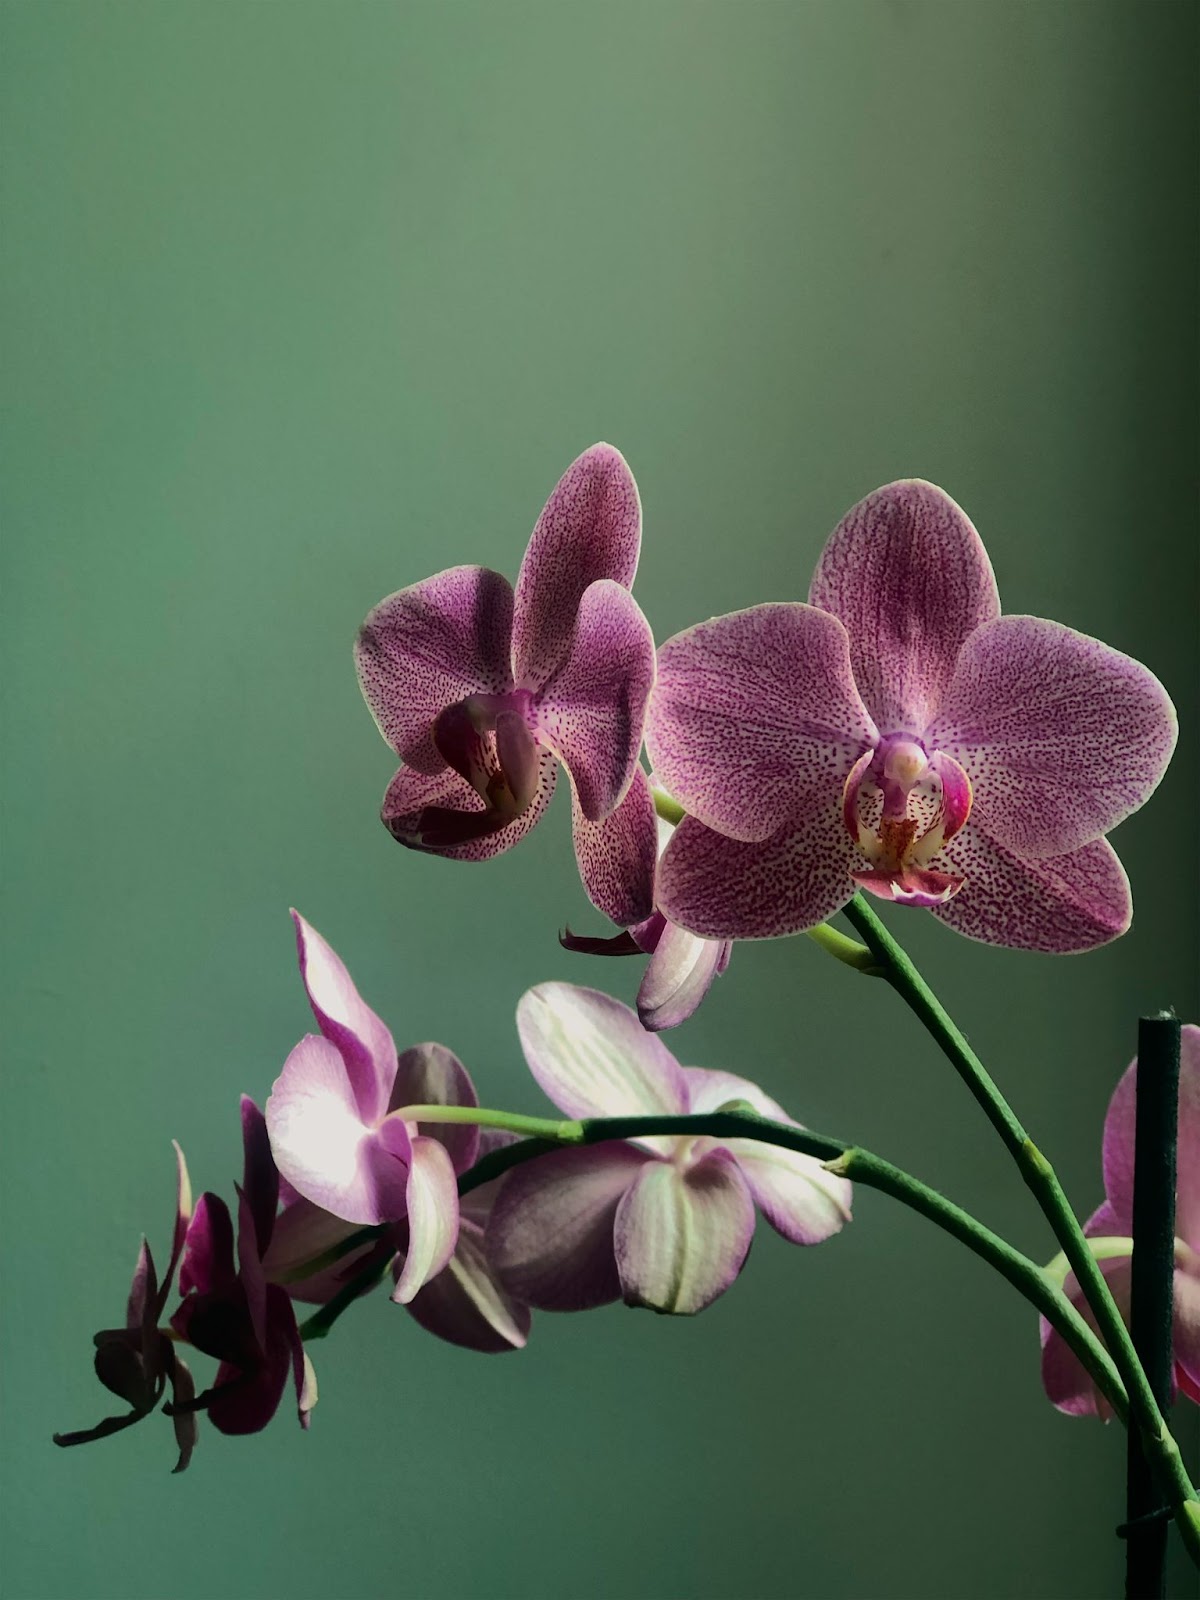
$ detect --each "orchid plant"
[57,446,1195,1587]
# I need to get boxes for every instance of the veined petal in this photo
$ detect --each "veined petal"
[570,766,657,927]
[266,1034,412,1225]
[656,813,858,941]
[292,911,397,1128]
[614,1149,755,1314]
[513,444,642,691]
[680,1067,852,1243]
[486,1143,651,1310]
[931,829,1130,953]
[381,754,557,860]
[389,1043,480,1174]
[404,1220,531,1352]
[808,479,999,733]
[392,1136,459,1303]
[637,921,728,1032]
[1102,1024,1200,1247]
[926,616,1178,859]
[536,580,656,822]
[355,566,515,773]
[516,983,688,1118]
[647,604,876,844]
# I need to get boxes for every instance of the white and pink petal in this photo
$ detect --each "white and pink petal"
[516,983,689,1119]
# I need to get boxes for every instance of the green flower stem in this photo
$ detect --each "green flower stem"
[804,921,880,973]
[840,891,1200,1560]
[295,1108,1125,1418]
[651,785,686,826]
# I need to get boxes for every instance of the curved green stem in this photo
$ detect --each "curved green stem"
[840,891,1200,1561]
[295,1109,1125,1420]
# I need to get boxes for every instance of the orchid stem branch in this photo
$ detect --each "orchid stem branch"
[839,891,1200,1564]
[296,1109,1126,1421]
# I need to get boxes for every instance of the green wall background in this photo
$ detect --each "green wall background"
[3,3,1197,1597]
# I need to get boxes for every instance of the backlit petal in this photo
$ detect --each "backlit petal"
[355,566,515,772]
[404,1220,531,1352]
[808,479,999,733]
[292,911,397,1127]
[637,921,728,1032]
[516,983,688,1118]
[513,444,642,690]
[392,1135,459,1304]
[647,604,876,843]
[926,616,1177,858]
[614,1149,755,1314]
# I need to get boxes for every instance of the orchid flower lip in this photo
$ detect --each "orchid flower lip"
[841,730,973,905]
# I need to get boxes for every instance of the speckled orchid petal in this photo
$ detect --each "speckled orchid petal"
[266,1033,412,1225]
[682,1068,852,1243]
[808,479,999,733]
[380,753,557,858]
[355,566,515,773]
[926,615,1178,859]
[536,579,656,823]
[1102,1025,1200,1246]
[637,921,729,1032]
[614,1148,756,1314]
[657,813,859,941]
[647,603,877,844]
[512,443,642,691]
[392,1135,459,1304]
[487,1142,651,1311]
[292,911,397,1128]
[404,1220,531,1352]
[931,831,1130,953]
[516,983,688,1118]
[570,766,657,927]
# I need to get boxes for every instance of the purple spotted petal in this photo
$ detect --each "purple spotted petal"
[536,580,656,822]
[486,1143,651,1310]
[355,566,515,773]
[637,921,729,1032]
[266,1034,412,1225]
[1102,1025,1200,1247]
[570,766,657,927]
[808,480,1000,734]
[647,604,876,843]
[392,1135,459,1303]
[292,911,397,1128]
[613,1148,756,1314]
[656,813,858,941]
[381,752,557,859]
[388,1043,480,1174]
[512,444,642,691]
[931,830,1131,953]
[404,1219,531,1352]
[681,1067,852,1242]
[516,983,688,1118]
[926,616,1177,859]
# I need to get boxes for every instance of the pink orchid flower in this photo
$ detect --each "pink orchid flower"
[561,815,732,1031]
[486,984,851,1315]
[355,443,658,927]
[264,1129,532,1355]
[55,1143,199,1472]
[1041,1024,1200,1418]
[170,1098,316,1437]
[646,481,1177,950]
[266,911,481,1303]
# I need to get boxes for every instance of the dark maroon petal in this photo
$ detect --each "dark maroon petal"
[808,479,1000,734]
[178,1193,237,1299]
[486,1143,652,1311]
[513,444,642,691]
[165,1347,199,1473]
[240,1097,279,1258]
[125,1237,157,1333]
[355,566,516,772]
[206,1288,296,1435]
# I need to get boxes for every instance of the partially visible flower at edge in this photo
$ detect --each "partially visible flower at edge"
[561,812,732,1031]
[1041,1023,1200,1418]
[486,983,851,1315]
[646,480,1177,952]
[355,442,658,928]
[170,1097,317,1437]
[54,1142,198,1472]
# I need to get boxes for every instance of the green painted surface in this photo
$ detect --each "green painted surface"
[2,3,1196,1595]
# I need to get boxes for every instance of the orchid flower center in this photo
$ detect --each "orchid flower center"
[433,691,540,817]
[842,733,973,908]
